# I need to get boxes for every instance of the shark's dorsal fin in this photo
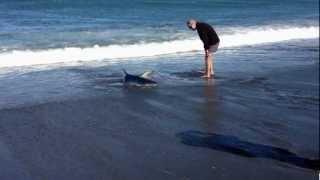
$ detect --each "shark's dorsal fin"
[139,70,153,79]
[122,69,128,75]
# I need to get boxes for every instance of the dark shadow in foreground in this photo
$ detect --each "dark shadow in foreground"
[176,130,319,170]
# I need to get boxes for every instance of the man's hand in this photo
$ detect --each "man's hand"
[205,49,211,57]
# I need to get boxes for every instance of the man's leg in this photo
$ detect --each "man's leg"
[209,54,214,75]
[206,53,212,78]
[202,54,208,77]
[208,43,219,76]
[202,49,215,78]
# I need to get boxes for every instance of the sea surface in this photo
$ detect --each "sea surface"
[0,0,318,66]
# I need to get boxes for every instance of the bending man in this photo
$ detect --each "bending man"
[187,19,220,78]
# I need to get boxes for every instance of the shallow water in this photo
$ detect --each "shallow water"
[0,39,318,108]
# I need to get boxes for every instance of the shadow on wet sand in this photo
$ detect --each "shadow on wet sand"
[176,130,319,170]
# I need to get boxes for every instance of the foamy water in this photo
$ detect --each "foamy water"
[0,26,318,67]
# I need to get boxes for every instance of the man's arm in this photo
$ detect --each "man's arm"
[198,30,211,50]
[197,23,212,50]
[199,31,211,56]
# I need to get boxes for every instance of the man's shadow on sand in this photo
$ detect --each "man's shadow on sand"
[176,130,319,170]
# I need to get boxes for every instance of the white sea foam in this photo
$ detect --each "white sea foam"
[0,26,318,67]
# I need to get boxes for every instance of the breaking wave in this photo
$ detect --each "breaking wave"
[0,26,318,67]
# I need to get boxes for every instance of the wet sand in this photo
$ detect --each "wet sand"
[0,62,318,180]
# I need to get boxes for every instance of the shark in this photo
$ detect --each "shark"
[122,69,157,87]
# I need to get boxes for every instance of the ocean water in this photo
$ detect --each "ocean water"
[0,0,318,67]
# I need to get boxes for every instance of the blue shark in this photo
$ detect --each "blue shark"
[122,69,157,87]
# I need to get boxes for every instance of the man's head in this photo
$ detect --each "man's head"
[186,19,197,30]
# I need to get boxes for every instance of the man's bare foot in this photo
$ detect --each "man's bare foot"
[201,75,212,79]
[201,73,215,79]
[199,70,214,76]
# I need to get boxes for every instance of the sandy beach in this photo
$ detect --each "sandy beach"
[0,40,319,179]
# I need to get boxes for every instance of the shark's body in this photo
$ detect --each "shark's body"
[123,70,157,87]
